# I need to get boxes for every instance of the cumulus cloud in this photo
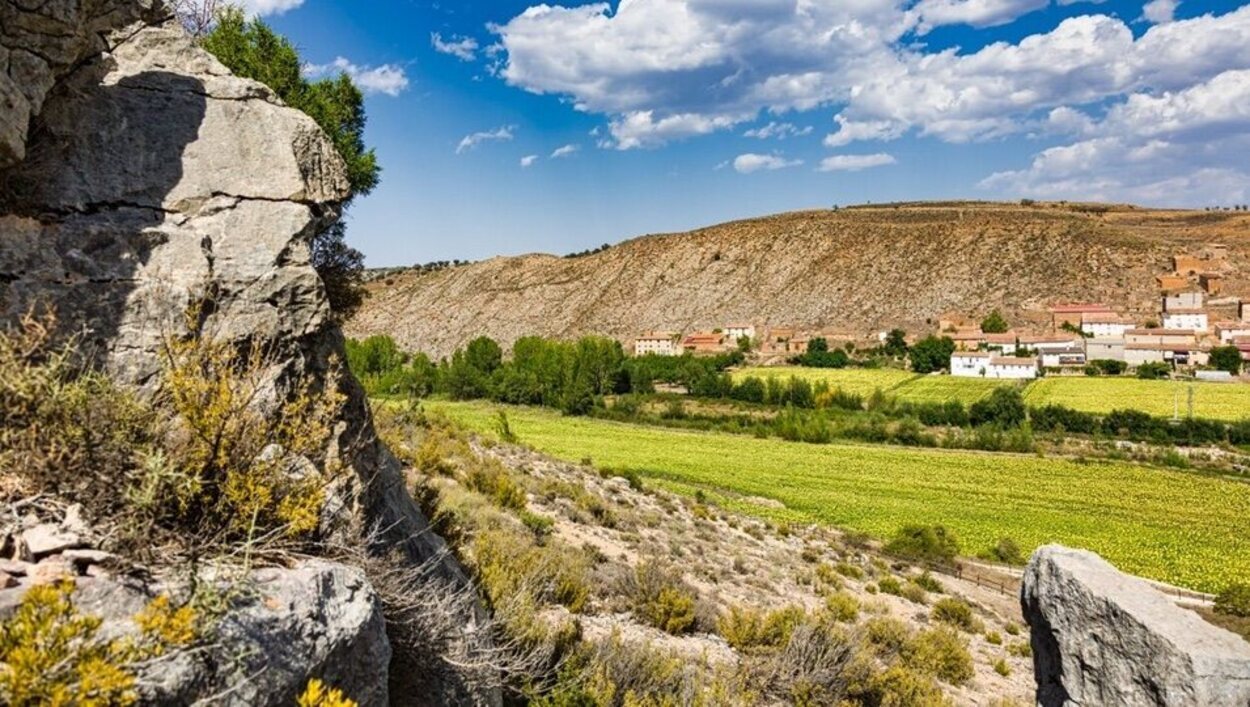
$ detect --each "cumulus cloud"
[432,33,479,61]
[910,0,1049,35]
[491,2,1250,203]
[744,122,813,140]
[303,57,410,96]
[817,153,898,172]
[1142,0,1179,24]
[520,154,539,168]
[733,153,804,174]
[550,144,580,159]
[456,126,515,154]
[981,70,1250,204]
[238,0,303,16]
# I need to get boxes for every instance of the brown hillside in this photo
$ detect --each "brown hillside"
[347,202,1250,358]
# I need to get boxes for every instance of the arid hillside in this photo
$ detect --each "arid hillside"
[349,202,1250,358]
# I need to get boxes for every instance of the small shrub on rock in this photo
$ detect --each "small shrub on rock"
[624,560,697,635]
[825,592,860,623]
[298,679,358,707]
[878,576,902,595]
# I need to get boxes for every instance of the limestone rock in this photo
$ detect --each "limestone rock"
[1021,545,1250,706]
[21,523,84,558]
[0,0,159,168]
[0,559,391,706]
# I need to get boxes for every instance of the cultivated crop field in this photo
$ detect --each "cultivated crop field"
[1025,377,1250,421]
[428,400,1250,593]
[734,366,916,397]
[734,366,1013,404]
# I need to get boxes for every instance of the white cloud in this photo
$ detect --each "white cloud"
[520,154,539,168]
[550,144,580,159]
[303,57,410,96]
[456,126,515,154]
[1142,0,1179,25]
[981,70,1250,204]
[817,153,898,172]
[910,0,1049,35]
[432,33,479,61]
[733,153,803,174]
[238,0,304,16]
[744,122,813,140]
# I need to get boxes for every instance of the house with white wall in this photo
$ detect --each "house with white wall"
[1217,322,1250,344]
[1125,344,1209,368]
[1040,347,1086,368]
[1017,334,1083,354]
[1163,288,1204,312]
[723,324,756,345]
[950,352,991,377]
[1162,308,1209,333]
[633,332,679,357]
[986,356,1040,379]
[1080,312,1134,339]
[1085,339,1126,362]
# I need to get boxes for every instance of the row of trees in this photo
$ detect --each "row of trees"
[346,335,743,415]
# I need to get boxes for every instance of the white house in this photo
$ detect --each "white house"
[1162,309,1209,333]
[723,324,756,345]
[1017,335,1083,354]
[1080,312,1134,339]
[950,352,991,378]
[633,332,679,357]
[1218,323,1250,344]
[1040,347,1087,368]
[986,356,1039,379]
[1085,338,1126,362]
[1125,344,1209,367]
[1163,289,1204,312]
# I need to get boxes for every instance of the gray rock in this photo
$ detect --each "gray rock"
[1021,545,1250,706]
[1,2,492,701]
[1,559,390,706]
[22,522,84,557]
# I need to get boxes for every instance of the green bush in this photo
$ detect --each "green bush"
[903,626,975,686]
[993,657,1012,677]
[825,592,859,623]
[985,631,1003,645]
[1136,362,1171,380]
[900,582,929,605]
[626,561,697,635]
[834,562,864,579]
[865,617,910,655]
[885,525,961,564]
[1215,583,1250,618]
[878,576,903,595]
[912,571,944,593]
[860,666,948,707]
[931,598,980,633]
[982,537,1026,565]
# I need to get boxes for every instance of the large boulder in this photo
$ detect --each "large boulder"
[1021,545,1250,706]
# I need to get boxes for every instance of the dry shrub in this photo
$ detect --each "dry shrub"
[0,306,347,559]
[0,581,200,705]
[902,626,975,686]
[621,560,697,636]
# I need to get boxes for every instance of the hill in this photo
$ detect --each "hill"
[347,202,1250,358]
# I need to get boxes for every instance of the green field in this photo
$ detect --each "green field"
[734,366,917,397]
[428,400,1250,593]
[734,366,1013,404]
[1026,377,1250,421]
[737,366,1250,418]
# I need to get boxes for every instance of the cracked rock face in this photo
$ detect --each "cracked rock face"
[2,4,487,702]
[1022,545,1250,707]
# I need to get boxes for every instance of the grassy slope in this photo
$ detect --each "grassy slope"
[738,366,1250,419]
[429,400,1250,593]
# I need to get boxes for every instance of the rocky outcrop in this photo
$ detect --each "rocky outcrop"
[1021,545,1250,706]
[1,1,483,702]
[0,0,161,169]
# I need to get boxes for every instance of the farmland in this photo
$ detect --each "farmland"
[427,399,1250,593]
[735,365,1250,418]
[1025,377,1250,421]
[735,366,1017,404]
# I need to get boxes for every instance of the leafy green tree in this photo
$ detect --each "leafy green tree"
[909,336,956,374]
[1209,346,1243,375]
[969,388,1026,427]
[980,310,1010,334]
[884,329,909,358]
[201,10,379,318]
[1136,362,1171,380]
[464,337,503,376]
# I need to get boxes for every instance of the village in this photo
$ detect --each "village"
[632,245,1250,381]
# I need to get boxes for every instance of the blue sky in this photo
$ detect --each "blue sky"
[250,0,1250,266]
